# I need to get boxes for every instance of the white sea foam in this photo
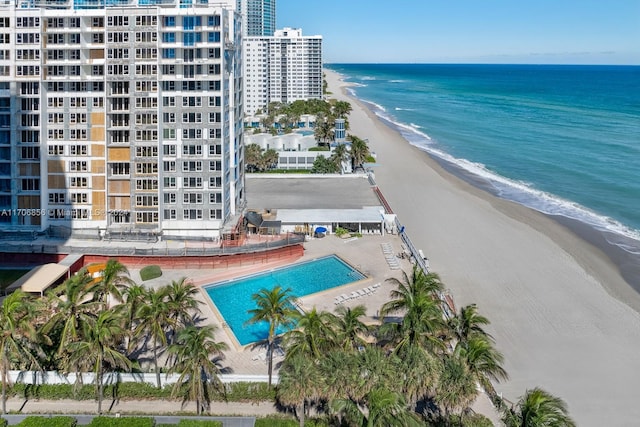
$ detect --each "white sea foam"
[361,76,376,81]
[374,110,432,141]
[361,99,387,113]
[395,107,416,111]
[389,80,406,83]
[372,108,640,249]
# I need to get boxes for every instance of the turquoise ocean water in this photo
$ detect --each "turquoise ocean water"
[328,64,640,285]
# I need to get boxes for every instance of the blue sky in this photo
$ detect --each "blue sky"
[276,0,640,64]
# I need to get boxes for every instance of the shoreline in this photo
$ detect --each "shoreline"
[324,68,640,426]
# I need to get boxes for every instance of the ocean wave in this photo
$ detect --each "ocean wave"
[360,76,376,81]
[374,110,432,141]
[361,99,387,112]
[367,105,640,249]
[395,107,415,111]
[409,139,640,247]
[389,80,406,83]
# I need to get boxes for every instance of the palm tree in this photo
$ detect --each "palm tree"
[365,387,422,427]
[455,335,508,396]
[168,325,228,415]
[247,286,296,386]
[435,355,478,419]
[277,352,320,427]
[380,267,447,354]
[121,283,147,351]
[0,291,44,414]
[332,100,352,119]
[396,343,441,410]
[348,134,371,171]
[66,310,132,414]
[448,303,493,344]
[314,115,334,146]
[134,287,175,388]
[42,270,98,357]
[165,277,201,331]
[89,259,133,310]
[502,387,576,427]
[330,143,349,172]
[319,349,358,405]
[284,307,338,361]
[334,304,371,351]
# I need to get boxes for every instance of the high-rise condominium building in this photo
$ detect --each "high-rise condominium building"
[244,28,322,116]
[0,0,245,240]
[236,0,275,37]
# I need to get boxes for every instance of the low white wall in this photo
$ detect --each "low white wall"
[8,371,277,386]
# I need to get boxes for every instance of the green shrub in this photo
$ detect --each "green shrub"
[254,418,297,427]
[0,418,7,427]
[334,227,348,237]
[177,421,223,427]
[17,416,76,427]
[140,265,162,281]
[10,381,273,403]
[254,417,329,427]
[88,416,154,427]
[11,383,95,400]
[439,413,494,427]
[308,146,330,151]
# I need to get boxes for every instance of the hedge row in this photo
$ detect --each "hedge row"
[16,416,76,427]
[10,382,275,403]
[3,418,223,427]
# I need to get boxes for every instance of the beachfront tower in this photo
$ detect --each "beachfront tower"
[244,27,322,115]
[237,0,276,37]
[0,0,245,240]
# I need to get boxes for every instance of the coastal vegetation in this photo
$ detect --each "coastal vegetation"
[245,99,373,175]
[0,260,574,426]
[0,261,225,415]
[139,265,163,282]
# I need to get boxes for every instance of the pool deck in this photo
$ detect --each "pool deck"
[130,232,410,376]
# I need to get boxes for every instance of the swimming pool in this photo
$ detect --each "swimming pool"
[205,255,365,346]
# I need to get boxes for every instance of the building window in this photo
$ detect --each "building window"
[49,145,64,156]
[183,209,202,220]
[136,212,158,223]
[70,177,88,188]
[49,193,65,204]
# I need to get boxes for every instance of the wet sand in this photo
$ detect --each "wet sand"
[324,68,640,426]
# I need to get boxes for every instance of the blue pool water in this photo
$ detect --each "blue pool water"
[205,255,365,346]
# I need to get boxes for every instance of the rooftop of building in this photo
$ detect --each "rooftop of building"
[245,174,380,210]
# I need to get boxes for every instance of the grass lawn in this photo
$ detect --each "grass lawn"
[0,269,30,291]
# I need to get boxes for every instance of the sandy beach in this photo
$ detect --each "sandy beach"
[324,68,640,426]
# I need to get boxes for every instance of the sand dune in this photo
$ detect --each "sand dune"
[324,68,640,426]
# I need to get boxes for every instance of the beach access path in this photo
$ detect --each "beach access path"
[324,68,640,426]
